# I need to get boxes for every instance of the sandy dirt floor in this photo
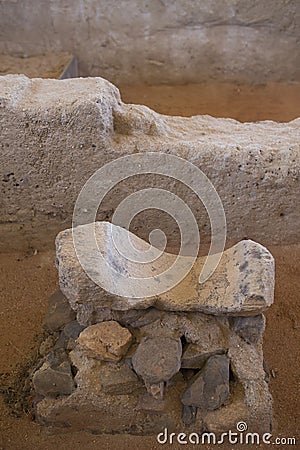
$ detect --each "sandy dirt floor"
[120,82,300,123]
[0,85,299,449]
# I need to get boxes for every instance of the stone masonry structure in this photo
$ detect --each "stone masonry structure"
[1,75,300,252]
[32,222,275,435]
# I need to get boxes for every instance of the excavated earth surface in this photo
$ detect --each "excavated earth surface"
[120,82,300,123]
[0,85,299,449]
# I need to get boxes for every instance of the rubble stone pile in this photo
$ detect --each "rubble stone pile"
[32,222,275,435]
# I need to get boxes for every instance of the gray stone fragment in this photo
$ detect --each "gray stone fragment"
[181,355,229,410]
[132,336,182,384]
[54,320,86,351]
[126,308,164,328]
[46,348,72,370]
[182,404,197,426]
[140,312,185,338]
[78,307,115,326]
[181,343,224,369]
[75,308,153,328]
[181,313,227,369]
[183,313,227,345]
[33,349,75,397]
[44,289,76,331]
[113,309,147,326]
[98,363,142,395]
[64,320,85,339]
[53,331,69,350]
[232,314,266,344]
[181,368,198,382]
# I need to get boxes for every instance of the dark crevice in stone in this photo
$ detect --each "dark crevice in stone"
[229,362,236,382]
[70,364,78,379]
[181,368,199,382]
[180,334,188,350]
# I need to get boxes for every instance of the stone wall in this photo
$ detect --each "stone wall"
[32,233,274,435]
[35,303,272,435]
[0,75,300,251]
[0,0,299,84]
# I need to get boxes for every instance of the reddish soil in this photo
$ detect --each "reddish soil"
[120,82,300,123]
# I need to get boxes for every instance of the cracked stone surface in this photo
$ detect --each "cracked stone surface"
[139,312,186,338]
[227,329,273,433]
[182,313,228,346]
[181,355,230,410]
[56,222,275,323]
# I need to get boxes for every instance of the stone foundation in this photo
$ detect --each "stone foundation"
[32,223,274,435]
[34,294,272,435]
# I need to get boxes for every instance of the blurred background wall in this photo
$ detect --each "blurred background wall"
[0,0,299,85]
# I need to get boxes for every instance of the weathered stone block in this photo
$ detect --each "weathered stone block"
[53,320,86,351]
[132,336,182,384]
[77,321,132,362]
[44,289,76,331]
[33,349,75,398]
[97,363,143,395]
[139,312,185,338]
[1,75,300,255]
[56,222,275,322]
[181,355,230,410]
[232,314,266,344]
[181,343,224,369]
[228,332,273,433]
